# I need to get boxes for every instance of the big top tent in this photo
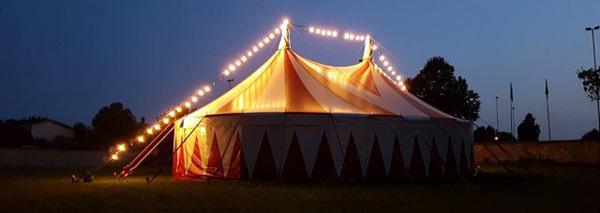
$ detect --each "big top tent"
[169,20,474,182]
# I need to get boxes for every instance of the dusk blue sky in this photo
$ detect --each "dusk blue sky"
[1,0,599,140]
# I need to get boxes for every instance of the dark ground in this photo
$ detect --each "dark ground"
[0,163,598,212]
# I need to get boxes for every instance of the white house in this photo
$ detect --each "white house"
[27,119,74,142]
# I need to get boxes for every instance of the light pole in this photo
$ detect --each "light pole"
[227,79,234,90]
[586,26,600,129]
[495,96,499,132]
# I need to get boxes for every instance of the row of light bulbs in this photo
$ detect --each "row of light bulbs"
[306,25,369,42]
[109,19,408,162]
[376,53,406,91]
[223,23,285,76]
[107,20,291,161]
[305,25,406,91]
[308,27,339,37]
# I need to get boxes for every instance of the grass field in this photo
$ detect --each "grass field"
[0,163,598,212]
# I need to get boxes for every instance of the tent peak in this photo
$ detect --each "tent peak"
[278,20,291,50]
[362,35,373,61]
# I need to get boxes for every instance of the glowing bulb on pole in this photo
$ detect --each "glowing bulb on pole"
[184,102,191,108]
[147,128,153,134]
[169,111,176,117]
[163,118,169,124]
[137,136,145,143]
[111,153,119,160]
[154,124,160,130]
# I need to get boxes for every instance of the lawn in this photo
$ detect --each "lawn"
[0,163,598,212]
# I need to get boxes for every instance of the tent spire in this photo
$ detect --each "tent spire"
[362,35,373,61]
[278,20,291,50]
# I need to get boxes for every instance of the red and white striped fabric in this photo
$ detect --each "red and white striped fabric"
[183,47,456,121]
[173,25,473,181]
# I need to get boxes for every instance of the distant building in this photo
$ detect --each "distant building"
[25,119,74,142]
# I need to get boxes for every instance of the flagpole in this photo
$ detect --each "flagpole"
[545,79,551,141]
[510,82,514,142]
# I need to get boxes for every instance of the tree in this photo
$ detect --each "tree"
[473,125,496,142]
[92,102,142,148]
[0,119,33,148]
[577,67,600,129]
[517,113,541,141]
[406,57,481,121]
[581,129,600,141]
[73,122,95,149]
[497,131,517,142]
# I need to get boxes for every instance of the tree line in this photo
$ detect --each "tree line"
[409,56,599,142]
[0,102,153,150]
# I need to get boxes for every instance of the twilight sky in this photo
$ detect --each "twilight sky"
[1,0,599,140]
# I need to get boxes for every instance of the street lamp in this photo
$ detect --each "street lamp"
[585,25,600,129]
[585,26,600,70]
[495,96,499,132]
[227,79,234,90]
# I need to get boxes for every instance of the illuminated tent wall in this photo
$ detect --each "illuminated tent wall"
[173,25,473,181]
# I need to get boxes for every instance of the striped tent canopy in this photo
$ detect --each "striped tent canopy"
[183,27,457,121]
[174,22,472,181]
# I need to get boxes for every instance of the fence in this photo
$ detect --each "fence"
[474,141,600,165]
[0,148,133,167]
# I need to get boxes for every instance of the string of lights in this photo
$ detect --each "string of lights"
[108,18,408,166]
[300,24,406,90]
[106,19,290,162]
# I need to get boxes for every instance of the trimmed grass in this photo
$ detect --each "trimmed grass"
[0,164,598,212]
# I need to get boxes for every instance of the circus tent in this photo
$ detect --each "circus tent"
[172,22,473,181]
